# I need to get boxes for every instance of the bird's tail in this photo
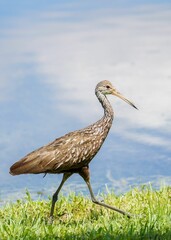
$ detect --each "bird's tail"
[10,161,29,175]
[9,157,42,175]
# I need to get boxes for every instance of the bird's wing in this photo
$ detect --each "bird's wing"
[10,129,97,175]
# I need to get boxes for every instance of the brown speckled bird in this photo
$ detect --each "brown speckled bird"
[10,80,137,220]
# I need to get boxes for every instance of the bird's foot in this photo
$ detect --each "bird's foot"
[48,216,54,224]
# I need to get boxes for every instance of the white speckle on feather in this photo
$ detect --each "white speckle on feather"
[65,139,71,143]
[55,162,63,169]
[84,150,88,156]
[71,148,75,154]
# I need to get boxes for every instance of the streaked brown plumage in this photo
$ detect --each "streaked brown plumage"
[10,80,137,221]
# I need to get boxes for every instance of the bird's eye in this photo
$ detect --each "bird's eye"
[106,85,110,89]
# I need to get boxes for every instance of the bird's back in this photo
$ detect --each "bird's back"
[10,117,112,176]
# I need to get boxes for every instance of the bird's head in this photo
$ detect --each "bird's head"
[95,80,138,109]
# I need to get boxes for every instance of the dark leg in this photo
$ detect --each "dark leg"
[50,172,72,221]
[79,166,131,218]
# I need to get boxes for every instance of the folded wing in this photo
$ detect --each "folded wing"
[10,129,97,175]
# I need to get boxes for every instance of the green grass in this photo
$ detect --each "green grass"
[0,186,171,239]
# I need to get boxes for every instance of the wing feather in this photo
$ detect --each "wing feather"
[10,129,98,175]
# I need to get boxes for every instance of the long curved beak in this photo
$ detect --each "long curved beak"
[111,89,138,109]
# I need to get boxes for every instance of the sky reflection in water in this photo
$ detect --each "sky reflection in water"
[0,0,171,205]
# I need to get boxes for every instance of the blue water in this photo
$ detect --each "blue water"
[0,0,171,207]
[1,135,171,207]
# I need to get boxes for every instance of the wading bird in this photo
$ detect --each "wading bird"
[10,80,137,220]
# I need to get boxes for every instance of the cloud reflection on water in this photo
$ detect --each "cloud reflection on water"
[0,1,171,202]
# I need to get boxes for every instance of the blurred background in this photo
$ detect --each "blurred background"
[0,0,171,206]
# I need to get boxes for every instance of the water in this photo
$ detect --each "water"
[0,1,171,207]
[1,140,171,207]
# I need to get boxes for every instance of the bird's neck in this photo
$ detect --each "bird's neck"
[96,91,114,123]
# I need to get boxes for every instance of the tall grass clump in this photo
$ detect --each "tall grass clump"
[0,186,171,239]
